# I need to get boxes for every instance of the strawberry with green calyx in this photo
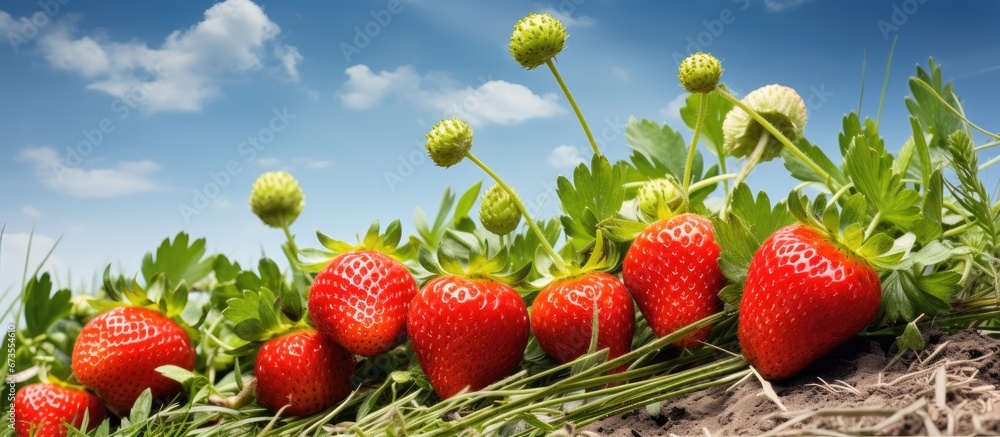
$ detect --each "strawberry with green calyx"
[222,284,354,415]
[427,120,635,375]
[719,84,808,220]
[14,382,106,437]
[305,220,419,357]
[409,245,531,399]
[529,233,635,374]
[71,270,197,415]
[738,190,901,380]
[510,13,601,158]
[616,177,726,349]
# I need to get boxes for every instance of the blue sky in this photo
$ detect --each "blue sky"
[1,0,999,295]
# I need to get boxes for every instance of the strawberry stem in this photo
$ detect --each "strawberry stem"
[721,131,770,221]
[464,152,569,273]
[683,93,709,191]
[864,211,883,240]
[546,59,602,158]
[281,225,301,270]
[714,88,838,190]
[688,173,738,193]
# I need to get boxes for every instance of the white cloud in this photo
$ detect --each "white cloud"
[339,65,563,126]
[763,0,812,12]
[255,157,281,167]
[292,158,331,169]
[659,93,689,121]
[540,7,596,27]
[275,43,302,82]
[548,145,585,169]
[0,11,16,33]
[611,65,631,83]
[16,147,164,198]
[339,65,421,110]
[21,206,41,218]
[23,0,302,113]
[0,232,66,294]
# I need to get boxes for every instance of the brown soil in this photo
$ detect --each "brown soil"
[587,330,1000,436]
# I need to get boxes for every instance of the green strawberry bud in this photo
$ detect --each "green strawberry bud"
[678,52,722,93]
[249,171,305,228]
[637,177,688,222]
[509,13,568,70]
[426,118,473,168]
[479,184,522,236]
[722,84,807,161]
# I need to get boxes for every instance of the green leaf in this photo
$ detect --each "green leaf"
[781,137,847,187]
[24,273,73,337]
[157,365,198,384]
[844,134,921,230]
[712,185,794,303]
[680,87,734,157]
[223,287,288,342]
[129,389,153,424]
[880,269,955,322]
[141,232,215,288]
[597,218,648,243]
[905,58,963,151]
[624,117,690,179]
[507,218,561,278]
[557,155,629,250]
[945,131,999,247]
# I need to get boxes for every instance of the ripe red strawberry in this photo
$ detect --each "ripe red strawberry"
[309,250,419,357]
[739,225,881,380]
[71,306,195,414]
[254,330,354,416]
[408,275,530,399]
[14,383,106,437]
[622,213,725,348]
[531,272,634,372]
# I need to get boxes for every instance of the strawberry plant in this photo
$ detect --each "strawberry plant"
[4,10,1000,437]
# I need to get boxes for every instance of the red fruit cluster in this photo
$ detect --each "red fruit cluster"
[739,225,881,380]
[254,330,354,416]
[71,306,196,414]
[14,384,106,437]
[623,213,726,348]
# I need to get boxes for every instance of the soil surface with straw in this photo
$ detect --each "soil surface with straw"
[588,330,1000,436]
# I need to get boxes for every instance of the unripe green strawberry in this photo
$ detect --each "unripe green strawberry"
[739,225,881,380]
[254,330,354,416]
[722,84,807,162]
[509,13,568,70]
[14,383,106,437]
[479,184,522,235]
[249,171,305,228]
[678,52,722,93]
[425,118,473,168]
[637,177,688,222]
